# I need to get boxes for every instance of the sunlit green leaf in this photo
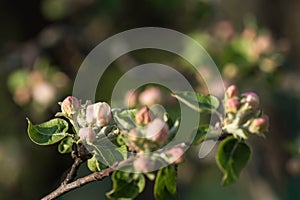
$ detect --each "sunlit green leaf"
[58,136,74,154]
[172,92,219,113]
[106,171,145,200]
[87,155,101,172]
[112,109,137,130]
[169,119,180,139]
[27,118,69,145]
[154,165,178,200]
[216,137,251,186]
[86,143,127,167]
[116,145,128,160]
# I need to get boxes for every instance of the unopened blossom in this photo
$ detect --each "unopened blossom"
[139,87,162,105]
[241,92,260,110]
[225,98,240,113]
[135,106,152,125]
[249,114,269,134]
[133,156,155,172]
[61,96,80,118]
[225,85,239,99]
[146,118,169,143]
[124,90,138,108]
[79,127,96,142]
[166,146,184,164]
[86,102,111,127]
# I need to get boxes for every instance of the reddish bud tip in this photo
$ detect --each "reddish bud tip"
[226,85,239,98]
[135,106,152,125]
[249,114,269,134]
[225,98,240,113]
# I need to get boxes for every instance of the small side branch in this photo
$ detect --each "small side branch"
[41,163,117,200]
[63,157,83,185]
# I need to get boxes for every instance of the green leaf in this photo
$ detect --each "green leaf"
[192,125,223,145]
[116,145,128,160]
[84,127,127,167]
[154,165,178,200]
[192,125,210,145]
[106,171,145,200]
[112,109,137,130]
[87,155,101,172]
[93,145,118,166]
[58,137,74,154]
[86,142,128,167]
[216,137,251,186]
[27,118,69,145]
[169,119,180,139]
[145,172,156,181]
[172,92,219,113]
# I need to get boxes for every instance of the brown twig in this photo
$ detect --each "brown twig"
[41,162,118,200]
[62,157,83,185]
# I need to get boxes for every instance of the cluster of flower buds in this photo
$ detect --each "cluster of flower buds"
[60,96,113,143]
[223,85,269,138]
[124,106,170,153]
[60,96,185,174]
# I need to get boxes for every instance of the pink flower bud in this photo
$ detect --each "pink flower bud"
[166,147,184,164]
[61,96,80,117]
[124,90,138,108]
[226,85,239,98]
[133,156,155,172]
[249,115,269,134]
[86,102,112,127]
[242,92,260,110]
[135,106,152,125]
[225,98,240,113]
[146,118,169,143]
[139,87,162,106]
[79,127,96,142]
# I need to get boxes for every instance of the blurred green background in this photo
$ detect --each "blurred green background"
[1,0,300,199]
